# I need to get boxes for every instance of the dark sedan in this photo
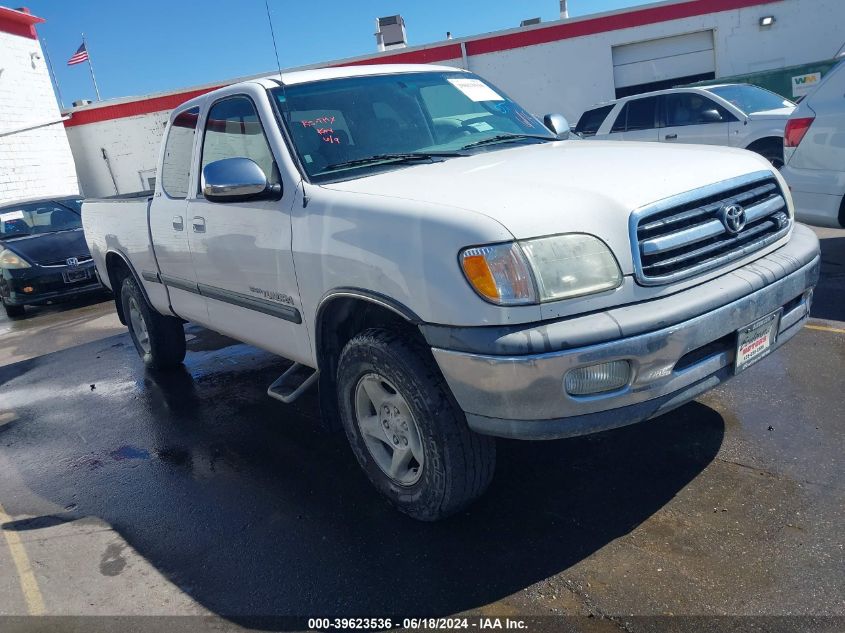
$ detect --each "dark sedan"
[0,196,104,318]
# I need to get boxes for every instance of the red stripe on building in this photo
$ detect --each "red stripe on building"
[64,87,224,127]
[0,6,44,40]
[464,0,775,56]
[62,0,777,127]
[336,43,464,67]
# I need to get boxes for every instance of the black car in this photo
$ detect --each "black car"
[0,195,104,318]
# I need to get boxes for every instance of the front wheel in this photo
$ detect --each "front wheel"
[337,328,496,521]
[120,276,186,369]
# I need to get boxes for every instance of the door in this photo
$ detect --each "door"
[606,96,660,142]
[612,31,715,98]
[660,92,735,146]
[186,94,310,362]
[148,106,209,323]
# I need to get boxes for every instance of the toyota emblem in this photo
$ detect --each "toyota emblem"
[720,204,747,234]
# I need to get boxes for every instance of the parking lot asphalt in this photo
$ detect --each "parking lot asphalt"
[0,227,843,630]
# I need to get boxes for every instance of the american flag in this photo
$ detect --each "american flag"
[67,43,89,66]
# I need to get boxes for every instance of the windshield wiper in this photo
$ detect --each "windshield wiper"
[460,133,555,150]
[324,152,466,172]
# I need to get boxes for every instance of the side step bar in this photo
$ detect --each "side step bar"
[267,363,320,404]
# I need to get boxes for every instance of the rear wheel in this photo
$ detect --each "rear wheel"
[2,299,25,318]
[748,138,784,170]
[120,276,186,369]
[337,328,496,521]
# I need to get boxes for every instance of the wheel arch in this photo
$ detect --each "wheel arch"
[745,135,783,152]
[104,250,151,325]
[313,289,426,430]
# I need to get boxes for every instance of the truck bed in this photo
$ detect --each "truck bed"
[81,194,163,306]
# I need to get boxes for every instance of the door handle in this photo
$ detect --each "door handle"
[172,215,184,231]
[192,216,206,233]
[665,133,678,140]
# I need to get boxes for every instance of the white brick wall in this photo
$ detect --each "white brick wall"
[0,29,79,204]
[65,112,169,198]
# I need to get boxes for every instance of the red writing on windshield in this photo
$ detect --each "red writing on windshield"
[300,116,341,143]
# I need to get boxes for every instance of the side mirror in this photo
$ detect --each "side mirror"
[201,157,281,203]
[543,113,571,139]
[700,109,723,123]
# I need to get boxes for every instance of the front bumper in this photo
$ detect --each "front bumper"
[430,224,820,440]
[1,263,104,306]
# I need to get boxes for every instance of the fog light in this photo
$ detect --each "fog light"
[564,360,631,396]
[22,286,34,294]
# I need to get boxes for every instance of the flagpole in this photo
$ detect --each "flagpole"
[42,38,65,109]
[81,33,101,101]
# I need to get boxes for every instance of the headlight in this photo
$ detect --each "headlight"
[459,242,537,305]
[520,233,622,301]
[0,249,30,269]
[460,234,621,305]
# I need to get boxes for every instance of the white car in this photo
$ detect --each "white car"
[781,60,845,228]
[576,84,795,167]
[82,65,818,520]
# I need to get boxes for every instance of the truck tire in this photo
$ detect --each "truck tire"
[2,299,25,318]
[337,328,496,521]
[120,276,186,369]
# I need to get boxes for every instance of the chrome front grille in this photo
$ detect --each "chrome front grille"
[631,171,791,285]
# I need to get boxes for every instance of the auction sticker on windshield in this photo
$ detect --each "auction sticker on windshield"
[735,309,781,374]
[447,78,504,102]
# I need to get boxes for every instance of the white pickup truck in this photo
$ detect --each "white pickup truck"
[83,64,820,520]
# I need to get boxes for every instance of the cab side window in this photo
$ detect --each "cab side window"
[200,96,280,191]
[161,107,199,199]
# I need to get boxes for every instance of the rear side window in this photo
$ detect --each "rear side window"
[161,107,199,199]
[610,104,628,132]
[201,96,280,188]
[610,97,658,132]
[625,97,658,131]
[575,105,614,137]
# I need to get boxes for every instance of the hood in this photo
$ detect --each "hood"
[747,106,795,120]
[322,140,774,245]
[0,228,91,265]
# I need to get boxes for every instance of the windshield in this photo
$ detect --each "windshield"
[271,71,555,181]
[0,199,82,238]
[705,84,795,114]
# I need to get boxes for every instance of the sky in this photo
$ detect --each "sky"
[24,0,654,106]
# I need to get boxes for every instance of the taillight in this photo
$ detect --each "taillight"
[784,116,814,147]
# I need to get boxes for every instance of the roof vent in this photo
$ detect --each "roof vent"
[375,15,407,52]
[520,17,541,27]
[560,0,569,19]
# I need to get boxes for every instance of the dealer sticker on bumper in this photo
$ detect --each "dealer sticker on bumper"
[735,309,782,374]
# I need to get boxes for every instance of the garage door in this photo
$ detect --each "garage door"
[612,31,715,98]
